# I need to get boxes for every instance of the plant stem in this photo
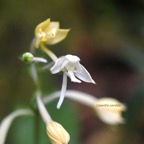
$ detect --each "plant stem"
[34,110,40,144]
[57,72,67,109]
[40,43,57,61]
[30,40,42,144]
[30,62,41,144]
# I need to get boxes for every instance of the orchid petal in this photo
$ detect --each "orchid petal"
[75,64,95,84]
[68,71,81,83]
[61,59,69,70]
[0,109,33,144]
[46,29,70,45]
[57,73,67,109]
[35,18,50,35]
[65,55,80,63]
[47,22,59,34]
[74,62,82,72]
[50,57,65,74]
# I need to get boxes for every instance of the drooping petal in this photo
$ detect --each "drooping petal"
[46,29,70,45]
[35,18,50,35]
[50,57,66,74]
[0,109,33,144]
[57,72,67,109]
[75,64,95,84]
[68,70,81,83]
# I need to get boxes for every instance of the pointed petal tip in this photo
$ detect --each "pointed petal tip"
[67,28,71,32]
[92,80,96,84]
[56,104,61,109]
[86,79,96,84]
[59,28,71,32]
[57,99,63,109]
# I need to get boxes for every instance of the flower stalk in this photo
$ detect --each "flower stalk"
[43,90,97,107]
[40,43,57,61]
[36,90,52,124]
[43,90,126,125]
[22,52,47,64]
[36,90,70,144]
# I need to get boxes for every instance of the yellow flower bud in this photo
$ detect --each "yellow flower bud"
[46,121,70,144]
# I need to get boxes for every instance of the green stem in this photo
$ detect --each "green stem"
[34,110,40,144]
[30,41,42,144]
[40,43,58,62]
[30,63,41,144]
[30,42,56,144]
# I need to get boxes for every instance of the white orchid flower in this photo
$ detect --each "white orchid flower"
[50,55,95,83]
[0,109,33,144]
[50,54,95,109]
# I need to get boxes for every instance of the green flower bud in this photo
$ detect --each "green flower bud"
[22,52,34,64]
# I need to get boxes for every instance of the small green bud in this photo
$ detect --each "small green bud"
[22,52,34,64]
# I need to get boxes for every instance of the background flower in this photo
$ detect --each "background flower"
[95,98,126,125]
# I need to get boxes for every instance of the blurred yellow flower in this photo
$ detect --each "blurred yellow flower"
[95,98,126,125]
[34,18,70,48]
[46,121,70,144]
